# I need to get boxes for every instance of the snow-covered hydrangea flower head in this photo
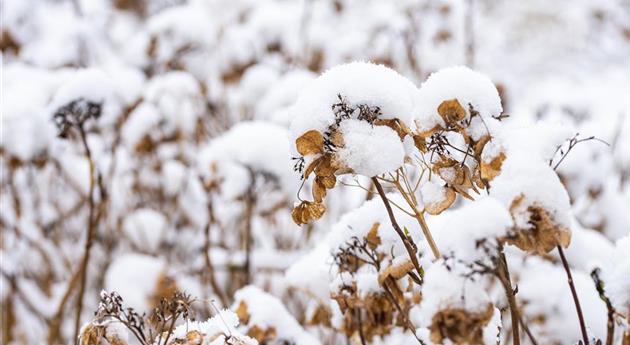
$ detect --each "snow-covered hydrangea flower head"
[289,62,508,225]
[289,62,421,224]
[289,61,419,176]
[415,65,503,137]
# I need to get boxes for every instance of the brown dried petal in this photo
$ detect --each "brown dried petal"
[374,118,411,139]
[317,174,337,189]
[378,260,415,285]
[366,222,381,250]
[291,201,326,225]
[296,130,324,156]
[425,187,456,215]
[505,198,572,255]
[480,152,506,182]
[312,179,327,203]
[303,156,322,179]
[412,134,428,153]
[430,304,495,345]
[235,300,250,324]
[438,99,466,125]
[474,135,491,159]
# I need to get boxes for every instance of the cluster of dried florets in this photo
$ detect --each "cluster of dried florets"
[285,62,626,345]
[81,291,257,345]
[290,63,508,227]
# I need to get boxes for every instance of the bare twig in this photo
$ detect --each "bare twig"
[557,246,589,345]
[371,177,424,280]
[497,243,520,345]
[388,171,441,259]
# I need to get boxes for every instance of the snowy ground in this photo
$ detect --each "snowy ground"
[1,0,629,344]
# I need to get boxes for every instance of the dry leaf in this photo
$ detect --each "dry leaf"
[296,130,324,156]
[438,99,466,125]
[425,186,456,215]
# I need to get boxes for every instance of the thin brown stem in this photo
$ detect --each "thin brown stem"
[242,170,256,286]
[203,220,228,307]
[557,245,589,345]
[518,314,540,345]
[388,174,441,259]
[73,125,98,343]
[48,266,82,344]
[497,244,520,345]
[371,177,424,280]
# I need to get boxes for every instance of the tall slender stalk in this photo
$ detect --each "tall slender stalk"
[371,177,424,280]
[73,125,98,343]
[557,245,589,345]
[386,172,441,259]
[497,244,520,345]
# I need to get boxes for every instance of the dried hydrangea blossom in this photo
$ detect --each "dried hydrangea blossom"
[487,146,573,254]
[163,309,257,345]
[415,263,501,345]
[288,62,420,222]
[79,320,129,345]
[414,66,503,137]
[232,285,321,345]
[286,195,426,340]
